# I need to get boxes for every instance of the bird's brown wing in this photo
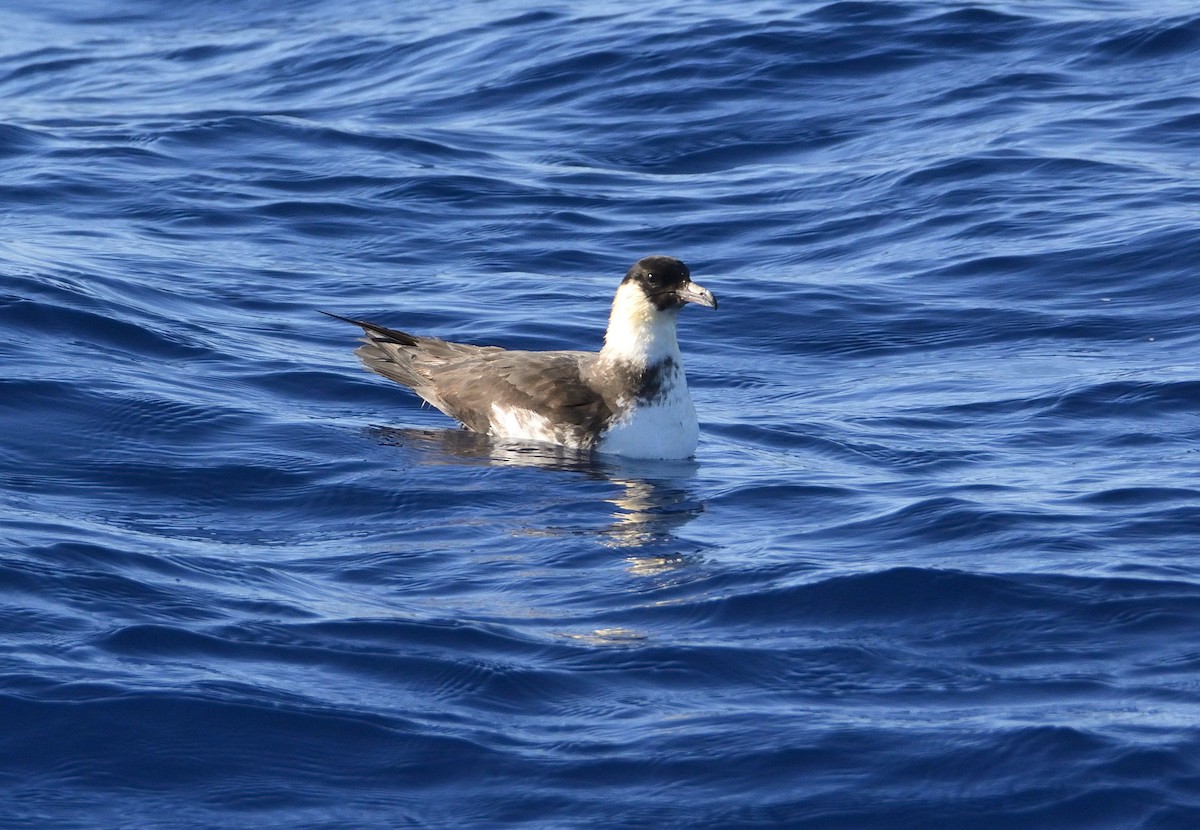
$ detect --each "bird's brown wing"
[325,313,614,443]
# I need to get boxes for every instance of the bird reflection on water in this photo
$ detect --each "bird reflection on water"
[366,426,705,571]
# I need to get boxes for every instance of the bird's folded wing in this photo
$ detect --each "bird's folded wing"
[414,349,612,438]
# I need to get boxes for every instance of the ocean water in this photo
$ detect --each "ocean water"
[3,0,1200,826]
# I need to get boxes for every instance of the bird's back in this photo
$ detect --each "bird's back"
[345,316,614,446]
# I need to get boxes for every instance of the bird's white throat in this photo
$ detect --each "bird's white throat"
[600,281,683,368]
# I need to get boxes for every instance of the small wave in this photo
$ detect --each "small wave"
[1087,14,1200,62]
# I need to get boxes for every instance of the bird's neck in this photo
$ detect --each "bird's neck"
[599,282,681,368]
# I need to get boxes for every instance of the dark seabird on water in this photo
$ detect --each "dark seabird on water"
[324,255,717,459]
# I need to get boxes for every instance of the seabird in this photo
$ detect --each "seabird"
[325,255,717,459]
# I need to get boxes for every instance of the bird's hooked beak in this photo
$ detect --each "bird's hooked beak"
[676,280,718,310]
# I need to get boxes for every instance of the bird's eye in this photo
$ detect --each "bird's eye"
[644,271,665,286]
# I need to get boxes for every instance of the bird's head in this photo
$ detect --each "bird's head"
[602,255,716,365]
[621,255,717,312]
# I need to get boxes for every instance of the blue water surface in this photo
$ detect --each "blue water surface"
[3,0,1200,827]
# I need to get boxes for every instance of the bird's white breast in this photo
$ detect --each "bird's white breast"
[598,374,699,460]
